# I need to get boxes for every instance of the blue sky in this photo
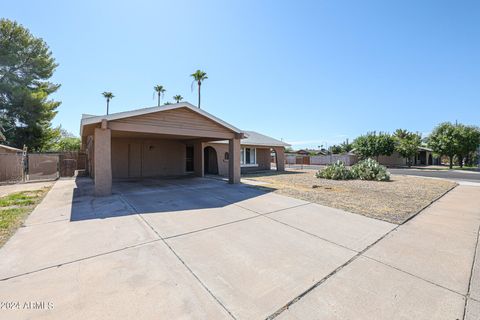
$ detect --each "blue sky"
[4,0,479,149]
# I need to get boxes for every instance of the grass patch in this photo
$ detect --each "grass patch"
[0,189,50,247]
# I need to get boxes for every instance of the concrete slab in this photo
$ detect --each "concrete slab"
[0,214,157,280]
[121,188,234,214]
[268,203,395,252]
[140,204,258,238]
[465,299,480,320]
[167,216,356,319]
[365,186,480,295]
[470,235,480,301]
[214,188,310,214]
[0,242,231,320]
[276,256,465,320]
[22,180,74,225]
[25,179,136,225]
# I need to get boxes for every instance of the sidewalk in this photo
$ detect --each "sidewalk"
[277,184,480,320]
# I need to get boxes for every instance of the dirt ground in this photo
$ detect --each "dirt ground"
[243,169,457,224]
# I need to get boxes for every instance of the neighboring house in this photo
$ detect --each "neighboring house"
[295,149,326,156]
[80,102,288,196]
[0,144,22,154]
[352,146,440,166]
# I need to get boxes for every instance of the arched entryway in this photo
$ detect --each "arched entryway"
[204,146,219,174]
[270,148,279,171]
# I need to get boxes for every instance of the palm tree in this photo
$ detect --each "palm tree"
[154,85,166,106]
[173,95,183,103]
[102,92,114,115]
[190,70,208,108]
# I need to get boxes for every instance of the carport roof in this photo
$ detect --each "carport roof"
[80,102,243,136]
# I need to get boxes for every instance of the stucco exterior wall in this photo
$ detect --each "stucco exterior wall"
[206,143,273,176]
[111,138,186,178]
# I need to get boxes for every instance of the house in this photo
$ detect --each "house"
[80,102,288,196]
[0,144,23,154]
[351,146,440,166]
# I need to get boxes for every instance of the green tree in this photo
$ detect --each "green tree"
[455,124,480,168]
[153,85,165,107]
[102,92,114,115]
[0,19,60,151]
[340,139,353,153]
[49,129,80,151]
[427,122,460,169]
[329,145,343,154]
[190,70,208,108]
[393,129,422,167]
[173,94,183,103]
[353,132,395,160]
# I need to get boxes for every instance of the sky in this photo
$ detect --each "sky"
[4,0,480,149]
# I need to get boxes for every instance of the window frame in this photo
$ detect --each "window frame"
[240,147,258,167]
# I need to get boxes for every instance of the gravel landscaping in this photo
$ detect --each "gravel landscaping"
[243,169,457,224]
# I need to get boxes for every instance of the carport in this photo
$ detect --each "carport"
[80,103,245,196]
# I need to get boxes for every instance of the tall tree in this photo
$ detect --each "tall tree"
[428,122,460,169]
[393,129,422,167]
[455,124,480,168]
[173,94,183,103]
[153,85,166,106]
[340,139,353,153]
[0,19,60,150]
[353,132,395,160]
[102,92,114,115]
[190,70,208,108]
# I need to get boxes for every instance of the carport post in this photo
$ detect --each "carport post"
[193,141,204,177]
[228,138,241,184]
[94,120,112,196]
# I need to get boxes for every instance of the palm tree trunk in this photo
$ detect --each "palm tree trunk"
[198,81,201,108]
[107,99,109,115]
[157,92,160,107]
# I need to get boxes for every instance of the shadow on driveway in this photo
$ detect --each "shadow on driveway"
[70,176,275,221]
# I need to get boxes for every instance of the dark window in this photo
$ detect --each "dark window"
[246,148,251,164]
[224,152,229,160]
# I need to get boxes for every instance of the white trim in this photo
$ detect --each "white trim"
[80,102,243,136]
[240,147,257,165]
[241,164,259,168]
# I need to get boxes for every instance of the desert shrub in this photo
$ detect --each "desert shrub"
[316,161,353,180]
[351,158,390,181]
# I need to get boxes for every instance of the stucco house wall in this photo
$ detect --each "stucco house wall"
[111,138,186,178]
[205,143,273,176]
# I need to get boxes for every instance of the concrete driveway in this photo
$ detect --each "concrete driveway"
[0,177,479,319]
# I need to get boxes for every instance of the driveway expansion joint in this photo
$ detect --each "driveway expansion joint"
[463,222,480,320]
[265,184,457,319]
[119,194,238,320]
[0,239,162,282]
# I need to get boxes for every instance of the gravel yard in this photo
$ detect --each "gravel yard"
[243,169,457,224]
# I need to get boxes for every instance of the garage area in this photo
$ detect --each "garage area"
[80,103,245,196]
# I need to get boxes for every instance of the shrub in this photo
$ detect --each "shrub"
[316,161,353,180]
[351,158,390,181]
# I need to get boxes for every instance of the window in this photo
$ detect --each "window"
[224,152,229,160]
[240,147,257,166]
